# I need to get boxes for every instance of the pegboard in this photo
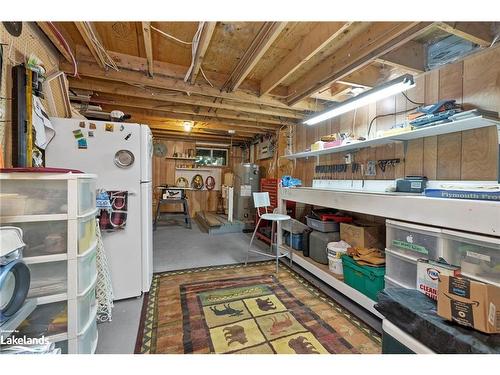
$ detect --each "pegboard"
[1,22,69,167]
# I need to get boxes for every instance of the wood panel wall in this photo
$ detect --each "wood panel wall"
[291,45,500,186]
[152,137,243,217]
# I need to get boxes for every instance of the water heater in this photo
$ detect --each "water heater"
[233,163,260,229]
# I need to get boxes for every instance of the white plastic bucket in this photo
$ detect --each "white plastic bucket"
[328,256,344,275]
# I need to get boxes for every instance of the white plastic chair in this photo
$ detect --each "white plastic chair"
[244,192,292,273]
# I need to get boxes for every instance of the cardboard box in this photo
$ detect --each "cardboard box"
[417,260,460,300]
[340,222,382,248]
[437,275,500,334]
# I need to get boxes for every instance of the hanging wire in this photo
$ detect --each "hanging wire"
[151,25,193,45]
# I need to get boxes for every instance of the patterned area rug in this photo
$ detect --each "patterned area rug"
[135,261,381,354]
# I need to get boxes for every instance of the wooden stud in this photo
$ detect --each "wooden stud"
[375,40,426,73]
[36,22,73,63]
[287,22,434,105]
[141,22,154,77]
[185,22,217,84]
[222,22,288,92]
[260,22,351,95]
[74,22,107,69]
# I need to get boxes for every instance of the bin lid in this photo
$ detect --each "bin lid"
[0,226,25,257]
[327,240,350,252]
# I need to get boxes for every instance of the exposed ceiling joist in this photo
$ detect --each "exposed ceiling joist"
[260,22,351,96]
[436,22,495,47]
[375,40,426,73]
[287,22,434,105]
[36,22,73,63]
[184,22,217,84]
[61,60,318,113]
[152,130,249,142]
[74,22,107,69]
[147,123,255,138]
[87,94,286,128]
[336,64,383,88]
[141,22,154,77]
[98,104,278,132]
[221,22,288,92]
[67,77,302,120]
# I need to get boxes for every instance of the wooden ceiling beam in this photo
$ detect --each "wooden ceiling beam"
[148,124,255,138]
[141,22,154,77]
[336,65,382,88]
[184,22,217,84]
[61,60,317,114]
[260,22,351,96]
[36,22,73,63]
[221,22,288,92]
[74,22,107,69]
[83,93,285,129]
[375,40,425,73]
[436,22,494,47]
[66,74,305,119]
[152,130,250,142]
[98,104,277,132]
[287,22,434,105]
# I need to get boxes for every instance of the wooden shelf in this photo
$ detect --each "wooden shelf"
[175,167,213,171]
[282,114,500,160]
[279,244,383,319]
[165,156,197,161]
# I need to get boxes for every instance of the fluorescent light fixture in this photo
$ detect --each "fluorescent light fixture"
[183,121,193,132]
[304,74,415,126]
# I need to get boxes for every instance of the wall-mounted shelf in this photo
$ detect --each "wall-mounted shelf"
[175,167,213,171]
[282,115,500,160]
[165,156,197,161]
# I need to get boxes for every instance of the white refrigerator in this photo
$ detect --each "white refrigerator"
[45,118,153,300]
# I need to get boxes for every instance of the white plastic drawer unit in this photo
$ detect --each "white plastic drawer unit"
[78,213,97,254]
[0,179,68,216]
[78,245,97,294]
[77,319,98,354]
[77,282,97,334]
[442,229,500,286]
[78,178,97,216]
[11,220,68,258]
[385,248,418,289]
[386,220,444,260]
[27,260,67,298]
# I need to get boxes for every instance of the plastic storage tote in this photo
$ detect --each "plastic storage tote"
[11,220,68,258]
[385,248,418,289]
[78,213,97,254]
[384,275,411,290]
[27,260,68,298]
[281,218,309,234]
[442,229,500,285]
[306,216,340,233]
[0,179,68,215]
[78,178,96,216]
[309,231,340,265]
[386,220,444,260]
[342,255,385,301]
[77,246,97,294]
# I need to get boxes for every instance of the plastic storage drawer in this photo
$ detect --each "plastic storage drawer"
[442,229,500,285]
[0,179,67,215]
[78,213,97,254]
[386,220,444,260]
[77,318,98,354]
[341,255,385,301]
[11,220,68,257]
[77,282,97,333]
[384,275,411,290]
[77,246,97,294]
[27,260,67,298]
[306,216,340,233]
[78,178,96,216]
[385,248,418,289]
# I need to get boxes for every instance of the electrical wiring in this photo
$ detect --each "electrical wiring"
[151,25,193,45]
[82,22,119,72]
[402,91,425,106]
[46,22,78,77]
[367,105,420,138]
[200,67,214,87]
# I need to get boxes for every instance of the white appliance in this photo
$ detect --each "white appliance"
[45,118,153,300]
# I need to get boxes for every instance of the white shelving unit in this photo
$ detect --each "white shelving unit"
[0,172,98,354]
[282,115,500,161]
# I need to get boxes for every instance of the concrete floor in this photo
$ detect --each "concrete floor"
[96,221,268,354]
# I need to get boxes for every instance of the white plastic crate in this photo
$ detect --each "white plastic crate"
[442,229,500,286]
[78,179,96,216]
[385,248,418,289]
[0,179,67,215]
[77,245,97,294]
[12,220,68,258]
[78,213,97,254]
[386,220,444,261]
[27,260,68,298]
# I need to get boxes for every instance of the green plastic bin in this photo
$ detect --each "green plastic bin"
[341,255,385,301]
